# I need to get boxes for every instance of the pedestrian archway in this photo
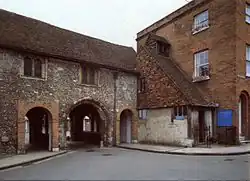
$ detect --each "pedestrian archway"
[25,107,52,151]
[69,102,104,146]
[120,109,133,144]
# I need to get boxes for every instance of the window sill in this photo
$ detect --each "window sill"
[21,75,46,81]
[192,25,209,35]
[192,75,210,82]
[79,83,100,88]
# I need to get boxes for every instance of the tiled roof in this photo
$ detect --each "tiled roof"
[146,37,217,107]
[0,9,137,72]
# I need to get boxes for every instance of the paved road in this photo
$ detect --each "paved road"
[0,148,249,180]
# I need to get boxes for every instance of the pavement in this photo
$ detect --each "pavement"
[0,150,68,170]
[0,148,249,180]
[118,143,250,156]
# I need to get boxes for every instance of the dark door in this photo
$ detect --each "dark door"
[199,111,205,142]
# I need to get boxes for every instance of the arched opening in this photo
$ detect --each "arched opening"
[239,91,249,140]
[120,109,133,144]
[25,107,52,151]
[69,103,103,147]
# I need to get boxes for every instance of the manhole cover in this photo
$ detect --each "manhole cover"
[86,149,95,152]
[102,153,112,156]
[224,158,234,162]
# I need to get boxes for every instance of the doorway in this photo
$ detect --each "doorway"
[25,107,52,151]
[198,110,205,143]
[120,109,132,144]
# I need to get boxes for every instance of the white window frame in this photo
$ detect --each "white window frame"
[193,10,209,34]
[246,45,250,77]
[194,50,209,77]
[138,109,147,120]
[246,4,250,24]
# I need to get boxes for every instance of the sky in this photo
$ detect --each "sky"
[0,0,189,50]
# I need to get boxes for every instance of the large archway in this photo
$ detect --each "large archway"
[239,91,249,141]
[69,102,105,147]
[120,109,133,144]
[25,107,52,151]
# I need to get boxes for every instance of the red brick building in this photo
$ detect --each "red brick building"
[136,0,250,146]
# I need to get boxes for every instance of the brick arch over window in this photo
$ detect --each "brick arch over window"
[17,100,59,154]
[116,107,138,144]
[239,91,249,139]
[66,98,112,146]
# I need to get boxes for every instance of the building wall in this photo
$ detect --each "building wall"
[235,0,250,138]
[136,0,242,135]
[136,46,187,108]
[0,48,138,153]
[138,108,189,146]
[137,0,237,110]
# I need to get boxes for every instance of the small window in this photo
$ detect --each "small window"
[246,4,250,24]
[193,10,209,33]
[138,109,147,120]
[157,42,169,57]
[246,45,250,76]
[81,65,98,85]
[194,50,209,77]
[23,57,43,78]
[173,106,187,120]
[138,77,146,93]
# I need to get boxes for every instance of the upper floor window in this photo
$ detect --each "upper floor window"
[193,10,209,34]
[194,50,209,78]
[138,77,146,93]
[246,45,250,77]
[81,65,99,85]
[23,57,43,78]
[157,42,170,57]
[246,4,250,24]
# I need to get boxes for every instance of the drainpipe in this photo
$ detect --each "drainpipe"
[113,72,118,146]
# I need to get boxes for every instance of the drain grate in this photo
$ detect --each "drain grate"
[224,158,234,162]
[102,153,112,156]
[86,149,95,152]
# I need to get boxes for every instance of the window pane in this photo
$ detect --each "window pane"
[81,66,88,84]
[247,46,250,60]
[246,61,250,76]
[194,11,208,28]
[24,57,32,76]
[246,5,250,15]
[88,68,95,84]
[34,59,42,78]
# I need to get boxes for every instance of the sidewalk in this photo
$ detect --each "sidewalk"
[0,150,68,170]
[118,143,250,156]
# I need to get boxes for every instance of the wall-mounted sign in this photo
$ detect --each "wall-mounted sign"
[175,116,185,120]
[217,109,233,127]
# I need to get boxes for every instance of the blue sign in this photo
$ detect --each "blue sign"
[175,116,185,120]
[217,109,233,127]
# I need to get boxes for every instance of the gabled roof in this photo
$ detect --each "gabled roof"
[146,33,171,46]
[144,36,217,107]
[0,9,137,72]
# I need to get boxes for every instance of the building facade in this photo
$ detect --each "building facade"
[136,0,250,146]
[0,9,138,154]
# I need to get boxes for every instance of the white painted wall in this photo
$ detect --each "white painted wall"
[138,108,189,146]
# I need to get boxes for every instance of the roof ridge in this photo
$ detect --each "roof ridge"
[0,8,133,49]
